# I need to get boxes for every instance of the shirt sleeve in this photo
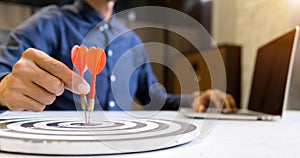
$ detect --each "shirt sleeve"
[0,5,61,76]
[0,31,29,75]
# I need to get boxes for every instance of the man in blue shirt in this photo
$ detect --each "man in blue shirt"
[0,0,237,112]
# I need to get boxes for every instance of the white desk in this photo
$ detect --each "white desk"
[0,110,300,158]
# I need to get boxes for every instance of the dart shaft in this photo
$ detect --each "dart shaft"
[79,71,84,77]
[88,99,95,112]
[80,96,87,110]
[79,71,89,123]
[79,72,87,109]
[86,75,96,124]
[87,99,95,124]
[80,96,88,124]
[89,75,96,99]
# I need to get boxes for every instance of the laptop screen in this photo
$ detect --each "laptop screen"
[248,28,298,115]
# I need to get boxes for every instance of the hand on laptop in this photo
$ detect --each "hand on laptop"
[191,89,238,113]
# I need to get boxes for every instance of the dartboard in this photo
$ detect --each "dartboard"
[0,113,198,155]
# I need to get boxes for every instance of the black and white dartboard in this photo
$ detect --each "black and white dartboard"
[0,112,198,155]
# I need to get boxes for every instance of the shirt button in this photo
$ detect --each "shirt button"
[103,23,109,30]
[110,75,116,82]
[108,50,113,56]
[99,26,105,32]
[109,101,116,108]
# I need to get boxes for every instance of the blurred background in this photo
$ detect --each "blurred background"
[0,0,299,109]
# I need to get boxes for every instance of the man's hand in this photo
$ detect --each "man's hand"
[0,48,90,111]
[192,89,237,113]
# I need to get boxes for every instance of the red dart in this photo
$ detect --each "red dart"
[71,45,88,122]
[86,47,106,113]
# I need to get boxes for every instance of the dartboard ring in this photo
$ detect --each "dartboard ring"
[0,115,198,155]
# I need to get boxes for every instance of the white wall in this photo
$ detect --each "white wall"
[213,0,290,108]
[288,0,300,28]
[0,2,31,30]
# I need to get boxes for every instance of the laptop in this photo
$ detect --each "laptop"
[180,26,300,120]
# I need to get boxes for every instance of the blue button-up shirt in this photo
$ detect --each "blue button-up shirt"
[0,0,191,111]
